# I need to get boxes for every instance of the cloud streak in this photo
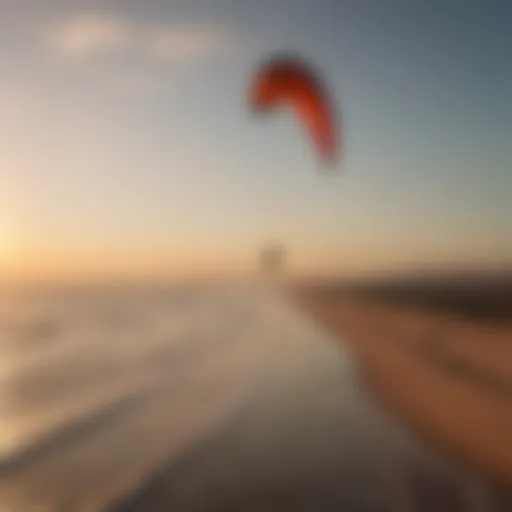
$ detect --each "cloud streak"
[45,14,129,58]
[45,13,236,63]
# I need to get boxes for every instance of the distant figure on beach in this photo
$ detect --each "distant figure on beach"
[259,241,286,275]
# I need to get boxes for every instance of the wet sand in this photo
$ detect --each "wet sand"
[291,276,512,494]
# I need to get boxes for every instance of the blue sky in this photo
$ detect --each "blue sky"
[0,0,510,279]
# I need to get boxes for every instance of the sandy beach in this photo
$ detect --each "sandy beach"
[291,276,512,493]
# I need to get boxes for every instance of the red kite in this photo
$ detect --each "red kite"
[249,54,340,167]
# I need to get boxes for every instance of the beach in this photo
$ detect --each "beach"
[0,282,509,511]
[292,276,512,495]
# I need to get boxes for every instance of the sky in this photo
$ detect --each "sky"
[0,0,510,280]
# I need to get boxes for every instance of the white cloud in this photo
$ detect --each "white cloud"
[45,13,130,58]
[42,14,238,102]
[45,14,236,63]
[144,23,235,62]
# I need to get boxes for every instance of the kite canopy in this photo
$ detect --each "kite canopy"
[249,54,340,167]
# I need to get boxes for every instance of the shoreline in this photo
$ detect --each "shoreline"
[290,284,512,494]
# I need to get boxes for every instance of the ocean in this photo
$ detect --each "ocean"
[0,282,508,511]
